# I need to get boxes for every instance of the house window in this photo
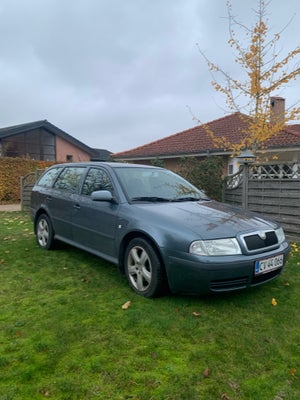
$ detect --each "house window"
[2,130,55,160]
[66,155,73,162]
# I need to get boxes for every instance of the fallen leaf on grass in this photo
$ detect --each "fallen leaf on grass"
[289,368,296,376]
[271,298,277,306]
[192,311,201,317]
[122,301,131,310]
[203,367,211,378]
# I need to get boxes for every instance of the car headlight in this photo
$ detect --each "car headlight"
[275,227,285,244]
[189,238,242,256]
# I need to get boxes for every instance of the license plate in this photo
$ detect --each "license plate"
[255,254,284,275]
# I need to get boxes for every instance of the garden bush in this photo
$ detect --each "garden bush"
[0,157,54,203]
[176,156,224,201]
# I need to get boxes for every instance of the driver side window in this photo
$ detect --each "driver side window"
[81,168,113,196]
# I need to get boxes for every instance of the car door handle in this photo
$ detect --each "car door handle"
[46,196,52,201]
[74,204,81,210]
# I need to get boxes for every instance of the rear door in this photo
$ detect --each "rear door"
[49,166,86,241]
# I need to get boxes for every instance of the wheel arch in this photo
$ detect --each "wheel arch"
[118,231,165,276]
[33,208,53,234]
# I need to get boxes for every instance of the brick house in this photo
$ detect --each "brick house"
[0,120,111,162]
[113,97,300,174]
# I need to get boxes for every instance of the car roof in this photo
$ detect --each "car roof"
[49,162,161,169]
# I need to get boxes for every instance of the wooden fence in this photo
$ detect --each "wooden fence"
[223,162,300,242]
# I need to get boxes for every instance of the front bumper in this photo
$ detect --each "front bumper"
[164,241,290,295]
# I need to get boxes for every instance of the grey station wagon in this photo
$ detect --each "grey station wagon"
[30,162,290,297]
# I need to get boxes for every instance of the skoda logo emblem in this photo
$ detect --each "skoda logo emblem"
[258,231,266,240]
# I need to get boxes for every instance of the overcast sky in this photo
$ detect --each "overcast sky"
[1,0,300,153]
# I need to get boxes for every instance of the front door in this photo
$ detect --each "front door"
[71,167,119,262]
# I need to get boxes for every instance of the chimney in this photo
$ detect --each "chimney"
[270,96,285,125]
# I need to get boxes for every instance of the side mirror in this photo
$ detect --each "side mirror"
[91,190,114,202]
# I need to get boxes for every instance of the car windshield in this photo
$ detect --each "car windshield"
[114,166,209,202]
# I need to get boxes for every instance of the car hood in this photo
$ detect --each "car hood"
[133,200,277,240]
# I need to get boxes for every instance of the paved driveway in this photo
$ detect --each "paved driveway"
[0,204,21,211]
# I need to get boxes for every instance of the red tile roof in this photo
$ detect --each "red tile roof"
[268,124,300,146]
[113,113,300,159]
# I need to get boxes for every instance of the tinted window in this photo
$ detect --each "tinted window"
[37,167,63,188]
[53,167,85,193]
[82,168,113,196]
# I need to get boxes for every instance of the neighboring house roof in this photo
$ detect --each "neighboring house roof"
[0,120,112,160]
[90,148,112,161]
[269,124,300,147]
[112,113,300,160]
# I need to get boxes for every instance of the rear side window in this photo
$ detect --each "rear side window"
[53,167,85,193]
[37,167,63,188]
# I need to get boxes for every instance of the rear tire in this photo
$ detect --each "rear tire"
[35,214,55,250]
[124,238,166,298]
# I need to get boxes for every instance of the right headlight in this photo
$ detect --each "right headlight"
[275,227,285,244]
[189,238,242,256]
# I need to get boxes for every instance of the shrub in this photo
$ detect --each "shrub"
[0,157,54,203]
[176,156,224,201]
[151,158,165,167]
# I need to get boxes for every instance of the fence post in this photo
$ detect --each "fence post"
[242,163,249,209]
[236,150,256,209]
[20,176,24,211]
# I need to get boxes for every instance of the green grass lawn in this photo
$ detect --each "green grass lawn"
[0,212,299,400]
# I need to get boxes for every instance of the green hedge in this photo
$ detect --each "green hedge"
[176,156,224,201]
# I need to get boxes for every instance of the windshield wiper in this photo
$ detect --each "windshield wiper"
[131,196,171,202]
[131,196,210,203]
[171,196,209,202]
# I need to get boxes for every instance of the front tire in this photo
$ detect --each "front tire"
[35,214,55,250]
[124,238,166,298]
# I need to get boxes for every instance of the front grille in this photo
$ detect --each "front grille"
[241,230,278,253]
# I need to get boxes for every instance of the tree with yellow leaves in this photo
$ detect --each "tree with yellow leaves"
[199,0,300,154]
